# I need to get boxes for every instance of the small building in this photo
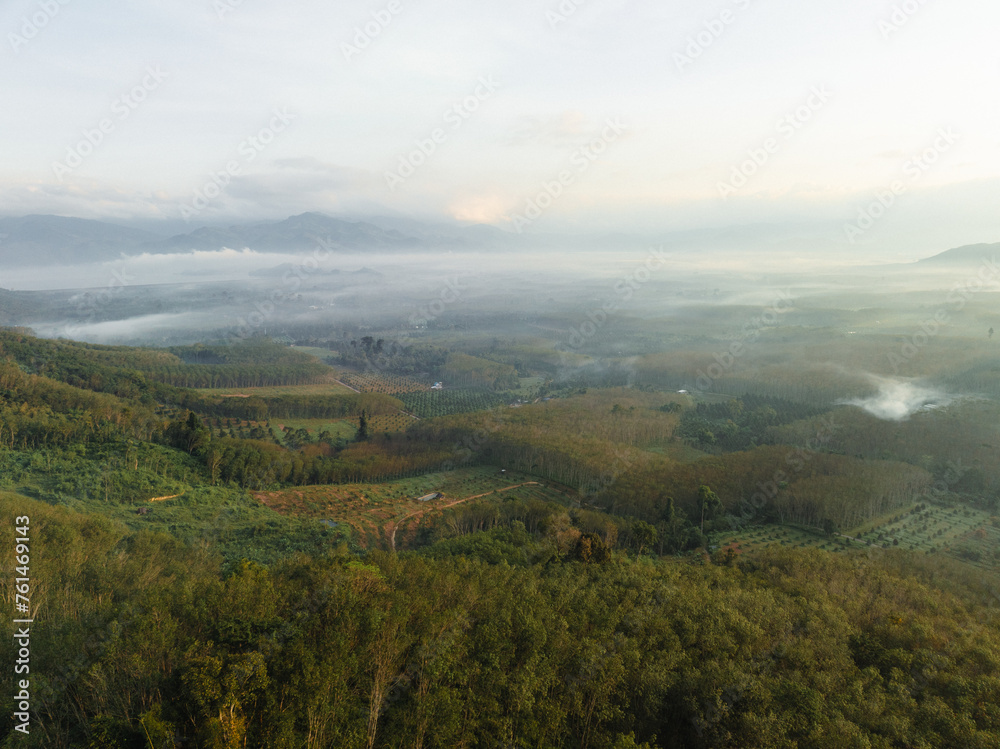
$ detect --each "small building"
[136,507,151,516]
[431,382,443,390]
[417,492,443,502]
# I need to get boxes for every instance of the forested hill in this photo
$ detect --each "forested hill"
[3,492,1000,748]
[0,330,999,747]
[0,333,330,391]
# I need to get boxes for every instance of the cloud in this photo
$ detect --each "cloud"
[35,312,208,342]
[0,180,176,222]
[504,110,593,148]
[840,375,956,421]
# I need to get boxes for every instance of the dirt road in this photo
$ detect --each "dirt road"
[388,482,540,551]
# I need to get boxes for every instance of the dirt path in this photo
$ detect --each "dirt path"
[333,378,361,393]
[149,492,184,502]
[333,377,420,420]
[388,482,540,551]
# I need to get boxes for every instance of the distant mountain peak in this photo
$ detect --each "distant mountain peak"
[917,242,1000,265]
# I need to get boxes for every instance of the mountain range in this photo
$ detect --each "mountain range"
[0,212,997,270]
[0,212,520,267]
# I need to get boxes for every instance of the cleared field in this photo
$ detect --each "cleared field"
[206,407,417,440]
[850,501,1000,563]
[255,467,575,550]
[358,412,418,433]
[322,373,545,418]
[713,525,861,557]
[644,441,710,463]
[337,369,529,418]
[205,416,357,444]
[399,388,510,418]
[339,372,429,394]
[712,500,1000,570]
[289,345,337,359]
[194,382,356,397]
[514,376,545,396]
[271,418,357,442]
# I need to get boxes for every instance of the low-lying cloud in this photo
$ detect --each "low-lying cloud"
[34,312,212,343]
[841,376,956,421]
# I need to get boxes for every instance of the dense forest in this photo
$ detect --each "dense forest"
[4,493,1000,748]
[1,330,999,747]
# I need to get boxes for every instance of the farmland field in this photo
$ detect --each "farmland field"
[712,500,1000,570]
[712,525,866,557]
[255,466,576,550]
[271,418,357,442]
[848,501,1000,564]
[270,414,419,443]
[205,416,357,444]
[399,388,512,418]
[194,381,356,397]
[332,372,545,418]
[338,371,429,394]
[355,412,418,434]
[513,376,546,396]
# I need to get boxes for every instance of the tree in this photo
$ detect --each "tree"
[631,520,657,556]
[698,485,722,535]
[357,410,370,442]
[574,533,612,563]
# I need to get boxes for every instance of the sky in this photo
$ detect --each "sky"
[3,0,999,258]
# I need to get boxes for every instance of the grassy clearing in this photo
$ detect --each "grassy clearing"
[270,418,358,442]
[644,441,710,463]
[288,345,337,360]
[254,467,575,549]
[514,376,546,397]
